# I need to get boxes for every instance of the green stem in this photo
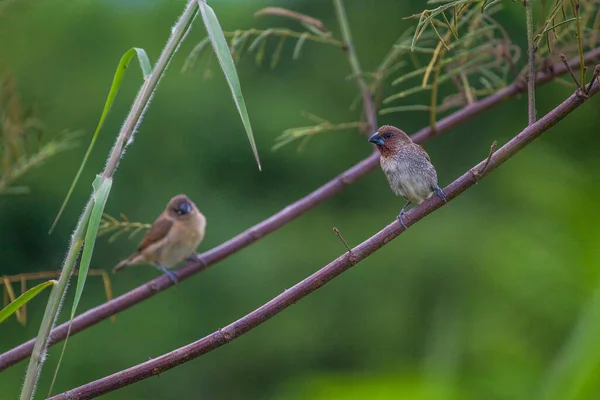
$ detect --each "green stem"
[332,0,377,133]
[19,1,200,398]
[20,201,91,400]
[570,0,586,89]
[526,0,537,125]
[102,0,198,179]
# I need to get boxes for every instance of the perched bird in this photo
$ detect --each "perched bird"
[112,194,206,284]
[369,125,447,229]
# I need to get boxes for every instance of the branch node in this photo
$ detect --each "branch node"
[340,174,353,186]
[218,328,234,343]
[472,141,498,181]
[560,53,582,90]
[147,282,159,293]
[248,228,263,241]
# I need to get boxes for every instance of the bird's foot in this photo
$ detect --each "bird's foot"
[434,186,447,203]
[164,269,179,285]
[397,212,408,230]
[186,253,207,267]
[156,264,178,285]
[397,201,411,229]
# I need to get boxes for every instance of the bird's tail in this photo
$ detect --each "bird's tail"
[112,253,141,273]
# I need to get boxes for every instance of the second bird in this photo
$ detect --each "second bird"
[369,125,447,229]
[112,194,206,284]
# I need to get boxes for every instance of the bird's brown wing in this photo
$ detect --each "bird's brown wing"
[416,144,431,162]
[137,218,173,252]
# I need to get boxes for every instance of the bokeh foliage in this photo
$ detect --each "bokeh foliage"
[1,1,600,399]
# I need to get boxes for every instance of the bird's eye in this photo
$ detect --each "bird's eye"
[384,132,392,139]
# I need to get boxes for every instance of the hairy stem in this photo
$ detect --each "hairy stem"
[20,204,90,400]
[333,0,377,133]
[18,2,199,398]
[102,0,198,178]
[50,81,599,400]
[1,48,599,374]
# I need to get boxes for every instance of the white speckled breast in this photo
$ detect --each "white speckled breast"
[380,147,438,204]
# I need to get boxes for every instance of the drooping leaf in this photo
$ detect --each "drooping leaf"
[198,0,261,170]
[70,175,113,319]
[0,280,56,324]
[50,48,152,233]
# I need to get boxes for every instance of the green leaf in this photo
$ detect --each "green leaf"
[293,33,309,60]
[198,0,262,170]
[0,280,56,324]
[182,37,211,73]
[50,48,152,233]
[70,175,113,319]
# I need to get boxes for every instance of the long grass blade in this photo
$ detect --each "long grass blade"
[198,0,261,170]
[48,176,112,395]
[49,48,152,234]
[70,175,113,319]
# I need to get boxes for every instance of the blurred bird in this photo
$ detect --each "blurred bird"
[369,125,447,229]
[112,194,206,284]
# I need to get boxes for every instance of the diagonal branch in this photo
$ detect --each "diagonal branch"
[50,80,599,400]
[1,47,599,373]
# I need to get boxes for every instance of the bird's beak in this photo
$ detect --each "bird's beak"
[369,132,385,146]
[179,202,192,214]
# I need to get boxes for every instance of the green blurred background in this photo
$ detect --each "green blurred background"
[2,0,600,399]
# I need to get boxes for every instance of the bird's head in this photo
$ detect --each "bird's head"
[369,125,412,156]
[167,194,197,219]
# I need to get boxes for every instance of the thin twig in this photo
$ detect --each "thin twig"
[333,0,378,134]
[472,140,498,180]
[49,80,600,400]
[585,64,600,94]
[254,7,330,34]
[332,227,352,254]
[560,53,582,89]
[1,46,600,373]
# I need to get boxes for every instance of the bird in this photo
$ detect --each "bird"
[112,194,206,284]
[368,125,447,229]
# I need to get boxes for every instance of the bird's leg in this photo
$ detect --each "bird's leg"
[186,252,207,268]
[397,201,411,230]
[434,186,447,203]
[154,263,178,284]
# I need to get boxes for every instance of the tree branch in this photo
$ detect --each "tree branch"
[333,0,378,134]
[1,47,599,373]
[50,80,600,400]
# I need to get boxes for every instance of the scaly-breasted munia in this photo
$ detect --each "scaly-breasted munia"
[112,194,206,283]
[369,125,447,229]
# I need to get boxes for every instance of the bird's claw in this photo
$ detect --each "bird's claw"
[186,253,207,267]
[164,269,179,285]
[156,264,178,285]
[397,213,408,230]
[434,186,447,203]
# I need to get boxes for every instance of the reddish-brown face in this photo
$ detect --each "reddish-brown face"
[368,125,412,156]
